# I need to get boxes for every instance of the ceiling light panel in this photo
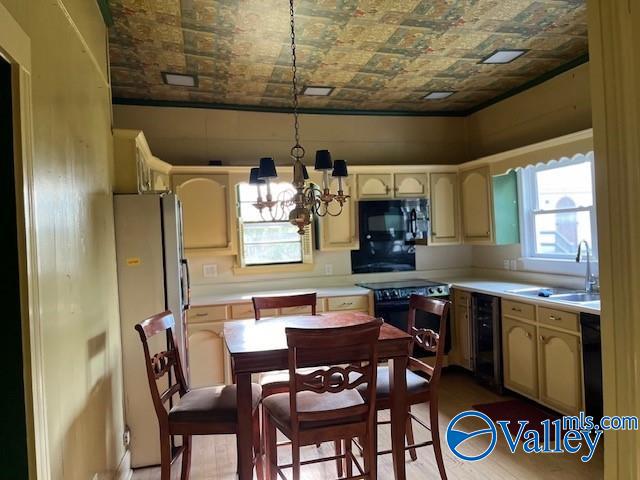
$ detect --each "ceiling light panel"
[423,91,455,100]
[302,86,334,96]
[162,72,198,87]
[480,49,527,64]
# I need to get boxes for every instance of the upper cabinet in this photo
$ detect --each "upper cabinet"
[357,173,394,199]
[357,172,428,200]
[459,165,520,245]
[173,174,237,255]
[316,176,359,251]
[113,129,172,194]
[460,166,492,243]
[429,172,460,244]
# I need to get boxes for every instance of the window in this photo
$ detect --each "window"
[237,182,310,266]
[519,152,597,261]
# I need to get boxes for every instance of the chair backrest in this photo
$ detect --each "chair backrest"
[252,292,317,320]
[285,318,383,431]
[134,311,188,427]
[407,295,451,388]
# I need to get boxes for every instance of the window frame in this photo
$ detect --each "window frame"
[518,152,598,266]
[235,181,312,269]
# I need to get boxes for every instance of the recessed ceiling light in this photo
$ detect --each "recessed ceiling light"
[161,72,198,87]
[480,49,528,64]
[302,86,334,96]
[423,91,455,100]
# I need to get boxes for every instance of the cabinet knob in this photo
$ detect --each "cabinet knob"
[539,335,548,343]
[548,315,561,321]
[512,307,522,312]
[526,332,532,339]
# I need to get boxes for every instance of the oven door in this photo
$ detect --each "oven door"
[375,299,451,356]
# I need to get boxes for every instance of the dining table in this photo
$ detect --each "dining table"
[224,311,413,480]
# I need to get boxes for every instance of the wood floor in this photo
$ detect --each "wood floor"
[132,370,604,479]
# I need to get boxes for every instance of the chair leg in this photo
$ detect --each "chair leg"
[430,399,447,480]
[291,439,301,480]
[265,413,278,480]
[334,440,344,477]
[406,409,418,461]
[180,435,192,480]
[363,424,377,479]
[253,411,264,480]
[159,432,172,480]
[345,438,353,478]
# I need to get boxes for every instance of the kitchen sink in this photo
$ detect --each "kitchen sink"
[506,287,578,297]
[552,292,601,303]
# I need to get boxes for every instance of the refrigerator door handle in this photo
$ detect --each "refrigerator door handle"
[181,258,191,310]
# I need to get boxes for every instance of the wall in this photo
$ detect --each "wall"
[112,104,468,166]
[0,0,125,478]
[466,63,592,158]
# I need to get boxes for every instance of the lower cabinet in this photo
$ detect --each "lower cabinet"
[187,322,230,388]
[502,317,538,399]
[538,327,583,415]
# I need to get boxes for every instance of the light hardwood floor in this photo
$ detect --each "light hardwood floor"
[131,371,603,479]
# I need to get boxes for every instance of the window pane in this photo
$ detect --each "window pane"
[238,182,296,221]
[533,210,592,256]
[535,161,593,210]
[244,242,303,265]
[243,222,300,243]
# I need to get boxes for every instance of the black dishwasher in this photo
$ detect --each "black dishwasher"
[471,293,503,393]
[581,313,603,421]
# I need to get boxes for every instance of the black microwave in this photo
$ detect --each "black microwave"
[350,199,429,274]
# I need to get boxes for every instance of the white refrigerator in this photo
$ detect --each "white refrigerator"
[114,193,190,468]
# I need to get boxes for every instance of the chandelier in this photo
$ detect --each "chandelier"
[247,0,349,235]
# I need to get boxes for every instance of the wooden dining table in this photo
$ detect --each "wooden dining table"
[224,311,412,480]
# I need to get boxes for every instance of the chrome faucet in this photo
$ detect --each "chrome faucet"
[576,240,598,293]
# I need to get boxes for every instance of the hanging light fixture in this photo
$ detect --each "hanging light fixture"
[247,0,349,235]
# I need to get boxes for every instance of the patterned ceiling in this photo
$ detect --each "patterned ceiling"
[108,0,588,114]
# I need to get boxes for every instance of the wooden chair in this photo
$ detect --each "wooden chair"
[252,292,317,320]
[263,318,383,480]
[135,311,263,480]
[356,295,450,479]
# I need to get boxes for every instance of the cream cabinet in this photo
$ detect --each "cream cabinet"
[173,174,236,255]
[538,327,582,415]
[429,172,460,244]
[317,176,359,251]
[357,173,393,199]
[394,173,428,197]
[187,321,230,388]
[460,166,492,243]
[502,317,538,398]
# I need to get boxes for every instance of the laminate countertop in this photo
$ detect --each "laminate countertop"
[192,285,371,307]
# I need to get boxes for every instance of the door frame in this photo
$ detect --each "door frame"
[0,4,49,479]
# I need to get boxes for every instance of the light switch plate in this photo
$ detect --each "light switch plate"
[503,259,510,270]
[510,259,518,271]
[203,264,218,278]
[325,264,333,275]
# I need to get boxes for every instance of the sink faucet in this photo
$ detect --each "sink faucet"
[576,240,598,293]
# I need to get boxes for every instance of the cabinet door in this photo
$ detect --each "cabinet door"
[187,322,229,388]
[394,173,428,198]
[454,303,471,370]
[173,174,236,255]
[357,173,393,199]
[461,166,492,242]
[429,172,460,244]
[502,317,538,398]
[317,176,359,250]
[538,327,583,415]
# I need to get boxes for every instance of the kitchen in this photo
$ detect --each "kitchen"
[3,0,638,479]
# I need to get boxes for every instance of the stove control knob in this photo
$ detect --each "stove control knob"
[428,288,435,295]
[437,287,443,294]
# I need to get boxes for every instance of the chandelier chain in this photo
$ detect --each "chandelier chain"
[289,0,301,158]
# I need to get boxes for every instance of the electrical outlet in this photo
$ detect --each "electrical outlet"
[325,264,333,275]
[510,259,518,271]
[503,259,510,270]
[123,426,131,447]
[203,264,218,278]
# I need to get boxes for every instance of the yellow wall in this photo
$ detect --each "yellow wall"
[113,104,468,166]
[467,63,592,158]
[1,0,125,478]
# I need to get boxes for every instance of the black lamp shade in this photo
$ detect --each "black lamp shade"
[249,167,264,184]
[332,159,348,177]
[258,157,278,179]
[314,149,333,171]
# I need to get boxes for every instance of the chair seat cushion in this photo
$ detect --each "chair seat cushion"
[263,390,364,429]
[357,366,430,397]
[169,384,261,424]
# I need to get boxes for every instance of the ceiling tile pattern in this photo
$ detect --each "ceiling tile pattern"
[108,0,588,113]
